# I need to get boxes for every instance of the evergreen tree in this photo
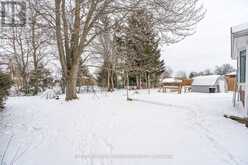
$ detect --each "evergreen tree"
[125,9,165,88]
[30,65,53,94]
[0,72,13,110]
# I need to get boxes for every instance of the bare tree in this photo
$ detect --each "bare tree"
[29,0,53,94]
[215,64,236,75]
[0,27,32,94]
[35,0,205,100]
[51,0,141,100]
[143,0,206,44]
[176,71,187,80]
[93,17,117,91]
[0,0,52,95]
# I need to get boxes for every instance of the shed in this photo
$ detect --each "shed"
[191,75,227,93]
[160,78,182,93]
[225,72,237,92]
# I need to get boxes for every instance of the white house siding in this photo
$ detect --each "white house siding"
[231,23,248,115]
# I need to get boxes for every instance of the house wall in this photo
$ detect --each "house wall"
[231,25,248,115]
[191,85,217,93]
[235,36,248,114]
[232,35,248,59]
[239,86,245,106]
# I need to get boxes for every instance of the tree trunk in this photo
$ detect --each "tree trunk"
[136,75,139,89]
[148,73,151,94]
[65,67,78,100]
[32,59,39,95]
[126,72,130,100]
[31,13,39,96]
[65,56,80,100]
[110,70,114,92]
[23,73,29,95]
[55,0,81,101]
[65,77,79,100]
[60,76,66,94]
[65,76,78,100]
[33,66,39,95]
[107,68,111,91]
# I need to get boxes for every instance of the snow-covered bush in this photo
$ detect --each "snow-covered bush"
[40,89,57,99]
[0,72,13,110]
[8,86,19,97]
[53,85,62,95]
[40,85,62,99]
[77,85,97,93]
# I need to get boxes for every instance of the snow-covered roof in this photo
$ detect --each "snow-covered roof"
[192,75,222,86]
[162,78,182,83]
[232,23,248,33]
[225,72,236,76]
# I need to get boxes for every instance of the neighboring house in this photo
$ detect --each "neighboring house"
[191,75,227,93]
[231,23,248,113]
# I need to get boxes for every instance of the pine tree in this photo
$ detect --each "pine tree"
[125,9,165,88]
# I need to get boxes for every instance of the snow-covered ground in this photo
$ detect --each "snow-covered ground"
[0,90,248,165]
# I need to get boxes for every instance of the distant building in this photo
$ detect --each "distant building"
[191,75,227,93]
[231,23,248,114]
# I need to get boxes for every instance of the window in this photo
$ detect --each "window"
[239,50,246,83]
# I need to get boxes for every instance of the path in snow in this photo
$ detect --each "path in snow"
[133,97,241,164]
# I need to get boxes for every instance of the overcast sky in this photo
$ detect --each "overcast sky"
[162,0,248,75]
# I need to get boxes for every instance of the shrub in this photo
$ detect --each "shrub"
[0,72,13,110]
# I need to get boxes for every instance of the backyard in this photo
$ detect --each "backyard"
[0,90,248,165]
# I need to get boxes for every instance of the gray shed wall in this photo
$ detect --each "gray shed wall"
[191,85,219,93]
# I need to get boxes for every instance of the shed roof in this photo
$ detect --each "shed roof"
[162,78,182,83]
[192,75,222,86]
[225,72,236,76]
